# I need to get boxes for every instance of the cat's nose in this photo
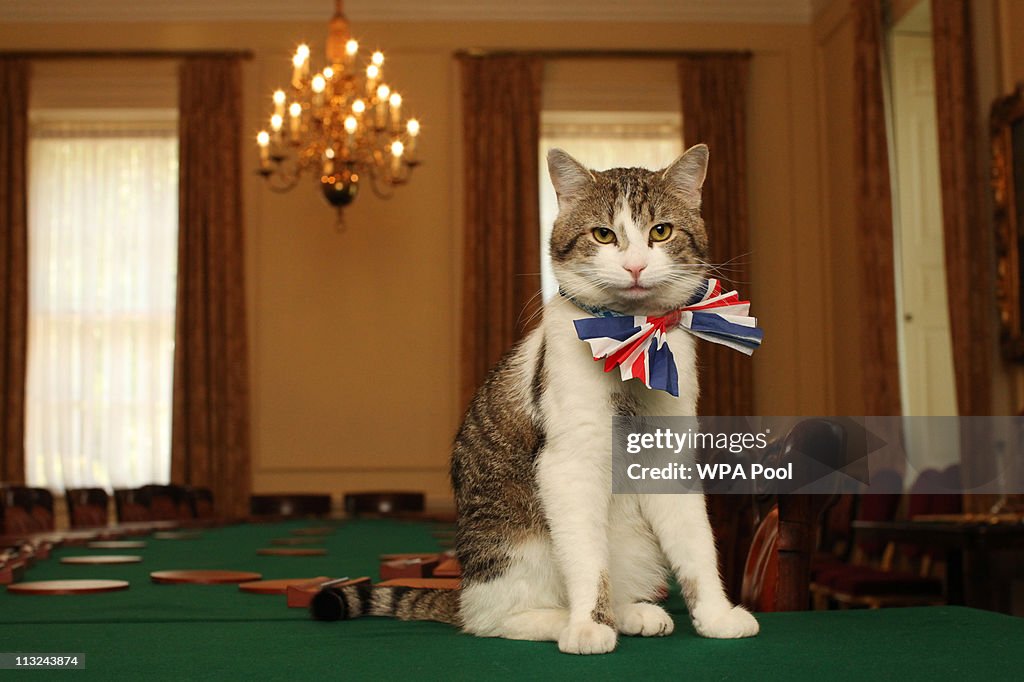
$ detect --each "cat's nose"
[623,264,647,282]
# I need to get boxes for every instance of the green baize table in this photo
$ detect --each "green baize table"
[2,518,1022,680]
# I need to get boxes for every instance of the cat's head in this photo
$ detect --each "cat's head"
[546,144,709,315]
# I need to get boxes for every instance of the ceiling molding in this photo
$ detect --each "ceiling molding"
[2,0,814,25]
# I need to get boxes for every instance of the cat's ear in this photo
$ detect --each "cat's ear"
[661,143,708,205]
[547,148,593,210]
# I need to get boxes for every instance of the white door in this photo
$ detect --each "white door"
[890,31,960,477]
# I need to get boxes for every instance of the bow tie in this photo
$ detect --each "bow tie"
[566,278,763,396]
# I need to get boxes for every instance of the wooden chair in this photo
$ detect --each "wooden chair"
[811,469,946,609]
[141,485,193,521]
[65,488,110,529]
[27,488,55,531]
[186,487,215,519]
[250,494,332,518]
[715,419,848,612]
[114,488,152,523]
[741,507,780,612]
[343,491,425,517]
[1,487,39,536]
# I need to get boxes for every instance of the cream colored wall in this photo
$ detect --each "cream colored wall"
[1,18,829,507]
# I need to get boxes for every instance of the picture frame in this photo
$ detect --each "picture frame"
[992,84,1024,361]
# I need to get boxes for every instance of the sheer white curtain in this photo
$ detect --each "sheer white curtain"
[538,111,684,301]
[26,114,178,491]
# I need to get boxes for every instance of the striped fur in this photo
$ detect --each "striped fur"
[317,584,460,625]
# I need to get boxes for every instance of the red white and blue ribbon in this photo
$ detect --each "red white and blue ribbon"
[569,278,763,396]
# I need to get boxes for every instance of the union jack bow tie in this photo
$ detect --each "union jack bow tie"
[568,278,763,397]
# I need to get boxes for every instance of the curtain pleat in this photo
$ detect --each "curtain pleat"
[853,0,902,416]
[932,0,996,512]
[458,55,543,408]
[931,0,993,417]
[0,58,29,484]
[171,56,251,519]
[678,53,752,416]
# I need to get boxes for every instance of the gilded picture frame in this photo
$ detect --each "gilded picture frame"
[992,84,1024,361]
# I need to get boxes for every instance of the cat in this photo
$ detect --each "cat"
[326,145,759,655]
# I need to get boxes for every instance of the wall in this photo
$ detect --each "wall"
[0,17,828,507]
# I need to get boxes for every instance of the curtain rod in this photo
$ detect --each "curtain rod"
[0,50,254,61]
[454,48,753,60]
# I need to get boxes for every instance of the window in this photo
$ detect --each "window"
[26,110,179,491]
[538,110,683,301]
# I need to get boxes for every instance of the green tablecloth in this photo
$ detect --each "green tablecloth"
[2,519,1022,680]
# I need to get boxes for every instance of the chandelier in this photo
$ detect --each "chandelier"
[256,0,421,229]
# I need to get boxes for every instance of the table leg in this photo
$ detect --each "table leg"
[963,549,993,611]
[945,549,965,606]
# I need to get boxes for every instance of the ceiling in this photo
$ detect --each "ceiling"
[2,0,825,25]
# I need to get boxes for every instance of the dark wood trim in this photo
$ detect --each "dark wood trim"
[454,48,753,61]
[0,50,253,61]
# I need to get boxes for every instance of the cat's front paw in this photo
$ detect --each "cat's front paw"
[558,620,618,655]
[691,604,759,639]
[616,602,675,637]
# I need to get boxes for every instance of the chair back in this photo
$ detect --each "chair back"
[1,486,37,535]
[344,491,425,516]
[741,507,780,612]
[66,488,110,528]
[713,419,848,611]
[114,488,153,523]
[186,487,215,519]
[27,488,55,531]
[250,494,332,518]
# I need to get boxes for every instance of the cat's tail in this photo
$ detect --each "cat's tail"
[311,583,461,625]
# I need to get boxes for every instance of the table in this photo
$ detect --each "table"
[2,519,1023,680]
[853,519,1024,612]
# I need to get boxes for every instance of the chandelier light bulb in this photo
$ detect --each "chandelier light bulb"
[389,92,402,108]
[391,140,404,157]
[371,51,384,67]
[312,74,326,93]
[323,66,334,80]
[289,102,303,118]
[406,119,420,137]
[344,116,358,134]
[296,44,310,60]
[256,131,270,146]
[366,64,379,81]
[272,90,286,105]
[325,148,335,159]
[352,99,366,115]
[270,114,283,131]
[376,84,390,101]
[292,53,305,69]
[346,39,359,56]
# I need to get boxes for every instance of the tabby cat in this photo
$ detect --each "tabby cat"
[331,145,759,655]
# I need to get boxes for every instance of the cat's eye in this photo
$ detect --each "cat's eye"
[591,227,617,244]
[650,223,673,242]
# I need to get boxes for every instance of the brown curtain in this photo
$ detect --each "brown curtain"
[932,1,995,512]
[678,53,752,416]
[853,0,901,416]
[0,58,29,484]
[932,0,992,417]
[458,55,544,408]
[171,56,251,519]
